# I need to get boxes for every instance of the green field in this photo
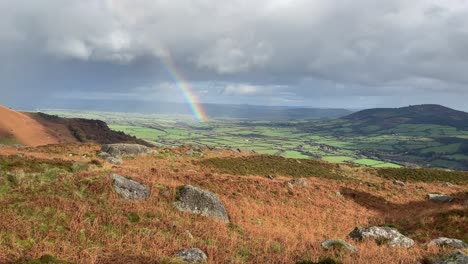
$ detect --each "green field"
[43,110,468,170]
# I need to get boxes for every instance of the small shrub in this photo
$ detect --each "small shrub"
[127,212,140,223]
[17,255,74,264]
[297,257,342,264]
[270,242,284,253]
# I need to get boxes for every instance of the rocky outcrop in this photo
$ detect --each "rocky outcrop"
[175,185,230,222]
[292,178,308,187]
[111,174,150,200]
[101,143,155,157]
[428,237,468,249]
[106,157,122,164]
[432,250,468,264]
[441,182,455,187]
[174,248,207,263]
[393,180,405,186]
[349,226,415,248]
[428,194,453,203]
[321,239,357,253]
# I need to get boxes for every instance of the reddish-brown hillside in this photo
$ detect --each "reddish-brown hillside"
[0,106,151,147]
[0,105,61,146]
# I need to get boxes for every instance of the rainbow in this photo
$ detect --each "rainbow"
[159,51,208,122]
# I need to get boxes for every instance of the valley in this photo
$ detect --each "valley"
[44,105,468,171]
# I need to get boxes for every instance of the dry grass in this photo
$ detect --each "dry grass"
[0,144,466,264]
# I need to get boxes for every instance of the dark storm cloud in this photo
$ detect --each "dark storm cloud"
[1,0,468,110]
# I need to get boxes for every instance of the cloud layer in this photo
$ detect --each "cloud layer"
[1,0,468,110]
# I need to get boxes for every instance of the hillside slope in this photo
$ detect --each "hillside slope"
[0,106,59,146]
[0,144,466,263]
[0,106,151,147]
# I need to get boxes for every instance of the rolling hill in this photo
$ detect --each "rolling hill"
[342,104,468,130]
[0,106,150,147]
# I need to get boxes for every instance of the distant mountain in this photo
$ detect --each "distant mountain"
[0,105,150,147]
[343,104,468,129]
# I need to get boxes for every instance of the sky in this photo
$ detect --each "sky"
[1,0,468,111]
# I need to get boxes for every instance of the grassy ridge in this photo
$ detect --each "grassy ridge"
[376,168,468,185]
[198,156,343,180]
[199,155,468,185]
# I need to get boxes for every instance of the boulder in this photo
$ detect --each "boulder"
[292,178,308,187]
[433,250,468,264]
[106,157,123,165]
[230,147,241,153]
[174,185,230,222]
[349,226,415,248]
[174,248,207,263]
[428,194,453,203]
[101,144,155,157]
[393,180,405,186]
[97,152,111,159]
[428,237,468,249]
[321,239,357,253]
[110,174,150,200]
[441,182,455,187]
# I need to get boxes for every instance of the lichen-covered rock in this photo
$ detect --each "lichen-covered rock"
[428,237,468,249]
[349,226,415,248]
[174,248,207,263]
[111,174,150,200]
[97,152,111,159]
[292,178,308,186]
[441,182,455,187]
[393,180,405,186]
[106,157,122,164]
[433,250,468,264]
[428,194,453,203]
[175,185,229,222]
[321,239,357,253]
[101,144,155,157]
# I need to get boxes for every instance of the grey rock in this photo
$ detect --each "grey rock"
[238,148,254,153]
[428,237,468,249]
[336,192,342,196]
[185,230,194,240]
[433,250,468,264]
[292,178,308,187]
[349,226,415,248]
[267,175,275,180]
[110,174,150,200]
[186,149,195,156]
[106,157,122,164]
[175,185,230,222]
[393,180,405,186]
[321,239,357,253]
[441,182,455,187]
[101,143,155,157]
[230,147,241,153]
[286,182,294,189]
[98,152,111,159]
[428,194,453,203]
[174,248,207,263]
